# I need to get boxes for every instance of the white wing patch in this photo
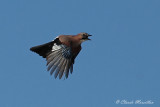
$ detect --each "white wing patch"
[52,43,61,51]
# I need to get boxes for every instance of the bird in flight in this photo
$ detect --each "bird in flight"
[30,32,92,79]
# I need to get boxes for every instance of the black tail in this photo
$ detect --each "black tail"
[30,41,55,58]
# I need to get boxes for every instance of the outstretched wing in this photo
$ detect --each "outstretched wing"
[30,38,81,79]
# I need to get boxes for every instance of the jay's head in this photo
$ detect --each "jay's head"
[78,32,92,43]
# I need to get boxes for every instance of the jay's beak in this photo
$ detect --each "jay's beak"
[87,34,92,40]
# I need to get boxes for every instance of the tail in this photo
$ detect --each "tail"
[30,41,54,58]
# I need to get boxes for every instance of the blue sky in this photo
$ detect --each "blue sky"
[0,0,160,107]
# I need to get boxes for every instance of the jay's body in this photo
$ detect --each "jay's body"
[30,32,91,79]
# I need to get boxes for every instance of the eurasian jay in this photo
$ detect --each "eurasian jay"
[30,32,92,79]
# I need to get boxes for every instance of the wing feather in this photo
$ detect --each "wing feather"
[54,57,65,78]
[70,64,73,74]
[65,60,72,78]
[47,53,61,71]
[58,59,67,79]
[50,56,63,75]
[46,50,61,66]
